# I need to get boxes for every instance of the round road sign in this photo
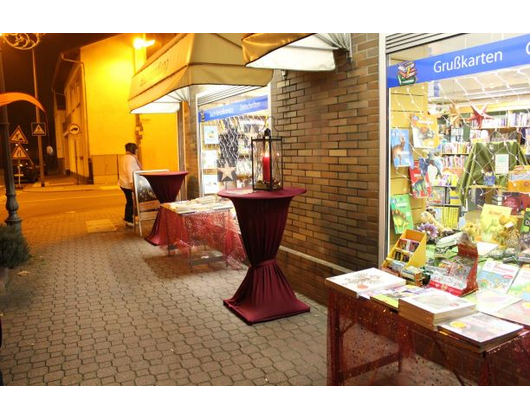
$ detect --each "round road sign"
[68,123,81,135]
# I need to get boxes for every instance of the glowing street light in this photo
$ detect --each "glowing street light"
[0,33,45,229]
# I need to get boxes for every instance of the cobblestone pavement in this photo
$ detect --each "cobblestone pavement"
[0,205,328,386]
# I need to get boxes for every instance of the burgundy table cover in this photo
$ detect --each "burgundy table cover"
[327,288,530,386]
[142,171,188,245]
[157,206,246,264]
[218,187,310,324]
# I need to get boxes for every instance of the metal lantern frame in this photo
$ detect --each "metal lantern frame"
[251,129,283,191]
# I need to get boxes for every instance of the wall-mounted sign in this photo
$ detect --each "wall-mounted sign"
[387,34,530,88]
[199,95,268,122]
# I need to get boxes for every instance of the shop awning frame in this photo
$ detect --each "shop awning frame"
[241,33,353,72]
[128,33,273,114]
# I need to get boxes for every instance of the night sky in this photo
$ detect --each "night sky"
[2,33,114,165]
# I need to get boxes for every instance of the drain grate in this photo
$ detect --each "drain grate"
[86,219,117,233]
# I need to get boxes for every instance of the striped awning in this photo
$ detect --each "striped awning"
[128,33,273,114]
[242,33,352,71]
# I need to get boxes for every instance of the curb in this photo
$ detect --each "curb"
[22,185,120,193]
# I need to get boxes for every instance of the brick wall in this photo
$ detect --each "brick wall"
[273,33,380,305]
[183,100,199,199]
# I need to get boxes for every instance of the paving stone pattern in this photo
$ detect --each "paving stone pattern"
[0,206,328,385]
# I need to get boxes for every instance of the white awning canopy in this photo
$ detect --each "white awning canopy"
[128,33,273,114]
[242,33,353,72]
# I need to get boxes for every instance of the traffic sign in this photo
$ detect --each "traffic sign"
[11,144,31,160]
[68,123,81,135]
[31,122,47,136]
[9,126,29,144]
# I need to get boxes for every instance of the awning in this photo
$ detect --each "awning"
[242,33,353,71]
[128,33,273,114]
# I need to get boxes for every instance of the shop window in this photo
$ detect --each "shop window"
[386,33,530,259]
[197,86,270,195]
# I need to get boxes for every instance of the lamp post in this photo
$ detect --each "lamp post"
[0,33,45,230]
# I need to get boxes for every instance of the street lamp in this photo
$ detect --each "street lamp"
[0,33,45,229]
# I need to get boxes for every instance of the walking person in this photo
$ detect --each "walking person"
[118,142,142,227]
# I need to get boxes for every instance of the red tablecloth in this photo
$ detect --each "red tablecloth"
[217,187,310,324]
[327,288,530,385]
[157,206,246,264]
[142,171,188,245]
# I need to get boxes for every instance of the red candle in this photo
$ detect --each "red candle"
[262,153,271,183]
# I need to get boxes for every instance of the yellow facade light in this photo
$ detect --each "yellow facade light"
[133,38,155,50]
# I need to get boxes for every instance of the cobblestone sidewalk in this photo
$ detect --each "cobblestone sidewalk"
[0,205,327,385]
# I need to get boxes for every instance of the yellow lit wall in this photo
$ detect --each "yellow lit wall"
[80,33,178,182]
[139,114,179,171]
[82,34,137,155]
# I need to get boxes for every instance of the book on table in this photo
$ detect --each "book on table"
[508,266,530,301]
[325,267,406,299]
[399,290,476,330]
[464,289,521,315]
[438,312,523,352]
[476,260,519,293]
[490,300,530,327]
[369,285,432,310]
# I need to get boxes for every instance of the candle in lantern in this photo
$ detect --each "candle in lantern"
[262,153,271,183]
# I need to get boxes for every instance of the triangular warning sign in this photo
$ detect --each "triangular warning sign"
[33,124,45,136]
[11,144,31,160]
[9,126,29,144]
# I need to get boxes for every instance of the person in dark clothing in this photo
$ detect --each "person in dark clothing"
[118,143,142,227]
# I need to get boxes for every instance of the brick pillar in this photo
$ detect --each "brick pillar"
[272,33,380,305]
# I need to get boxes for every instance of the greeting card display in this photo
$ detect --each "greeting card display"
[428,235,478,296]
[381,229,427,279]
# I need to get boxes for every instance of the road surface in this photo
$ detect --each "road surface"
[0,187,124,221]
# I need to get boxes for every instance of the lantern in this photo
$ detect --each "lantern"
[251,128,283,190]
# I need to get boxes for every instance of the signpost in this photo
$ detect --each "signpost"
[11,144,32,189]
[68,123,81,184]
[9,125,29,144]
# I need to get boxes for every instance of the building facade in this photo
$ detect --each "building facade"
[52,34,179,184]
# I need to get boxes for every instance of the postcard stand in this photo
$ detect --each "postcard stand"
[381,229,427,281]
[429,236,478,296]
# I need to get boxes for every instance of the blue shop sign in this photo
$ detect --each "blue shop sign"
[199,95,268,122]
[387,34,530,88]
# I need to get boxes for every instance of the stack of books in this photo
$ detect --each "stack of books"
[438,312,523,352]
[369,285,431,310]
[325,268,406,299]
[399,290,476,330]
